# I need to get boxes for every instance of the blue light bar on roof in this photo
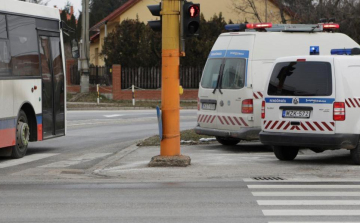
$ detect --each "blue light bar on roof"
[331,49,353,55]
[225,24,246,32]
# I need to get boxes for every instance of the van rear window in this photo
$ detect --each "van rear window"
[268,62,332,96]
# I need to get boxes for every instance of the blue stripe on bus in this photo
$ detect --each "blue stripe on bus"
[36,115,42,124]
[299,98,335,104]
[0,118,16,130]
[208,50,226,58]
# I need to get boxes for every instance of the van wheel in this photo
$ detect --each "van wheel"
[11,110,29,159]
[216,137,240,146]
[273,146,299,161]
[350,142,360,165]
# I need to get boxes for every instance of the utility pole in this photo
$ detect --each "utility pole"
[80,0,90,93]
[148,0,190,167]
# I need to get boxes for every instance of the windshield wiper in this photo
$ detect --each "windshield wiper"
[212,64,224,94]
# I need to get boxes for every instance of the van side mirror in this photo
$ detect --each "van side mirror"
[71,39,80,59]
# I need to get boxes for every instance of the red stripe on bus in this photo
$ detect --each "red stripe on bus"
[239,117,248,127]
[258,92,263,98]
[233,117,242,126]
[306,121,316,131]
[291,126,296,130]
[300,122,308,131]
[203,115,209,123]
[277,121,286,130]
[253,93,259,99]
[218,116,224,125]
[197,115,202,122]
[227,116,236,125]
[330,122,335,127]
[270,121,279,129]
[322,122,333,131]
[265,121,273,129]
[296,126,301,130]
[348,98,356,108]
[206,115,212,123]
[37,124,43,141]
[0,128,16,147]
[222,116,230,125]
[314,122,324,131]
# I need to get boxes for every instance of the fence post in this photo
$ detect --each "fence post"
[112,65,122,100]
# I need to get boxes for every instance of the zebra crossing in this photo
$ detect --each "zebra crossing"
[246,178,360,222]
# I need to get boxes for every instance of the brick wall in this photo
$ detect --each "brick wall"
[65,59,76,85]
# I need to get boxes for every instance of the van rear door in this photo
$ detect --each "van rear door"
[263,58,336,135]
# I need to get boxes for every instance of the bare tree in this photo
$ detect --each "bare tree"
[232,0,264,23]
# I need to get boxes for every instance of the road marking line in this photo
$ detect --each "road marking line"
[249,185,360,189]
[40,153,112,168]
[104,114,124,118]
[258,200,360,205]
[269,222,360,223]
[263,210,360,216]
[0,153,58,168]
[244,178,360,182]
[253,192,360,196]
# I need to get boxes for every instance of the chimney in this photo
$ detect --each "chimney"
[70,6,74,15]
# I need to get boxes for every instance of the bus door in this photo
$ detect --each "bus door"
[38,32,65,139]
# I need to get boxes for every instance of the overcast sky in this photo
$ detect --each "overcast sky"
[46,0,82,17]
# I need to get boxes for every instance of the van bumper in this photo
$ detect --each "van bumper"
[194,127,261,140]
[259,131,359,149]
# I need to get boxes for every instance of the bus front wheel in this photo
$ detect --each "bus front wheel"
[11,110,30,158]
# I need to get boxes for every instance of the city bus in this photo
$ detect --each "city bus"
[0,1,67,158]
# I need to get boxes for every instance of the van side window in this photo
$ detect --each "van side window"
[221,59,246,89]
[8,15,39,76]
[0,14,11,76]
[201,59,222,89]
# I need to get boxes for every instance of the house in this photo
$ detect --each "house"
[89,0,291,66]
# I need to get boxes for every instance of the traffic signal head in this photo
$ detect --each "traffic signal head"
[183,2,200,37]
[147,3,162,32]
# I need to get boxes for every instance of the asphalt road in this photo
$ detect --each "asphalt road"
[1,110,360,222]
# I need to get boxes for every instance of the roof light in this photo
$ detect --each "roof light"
[331,49,353,55]
[225,24,247,32]
[297,59,306,62]
[246,23,272,29]
[323,23,340,29]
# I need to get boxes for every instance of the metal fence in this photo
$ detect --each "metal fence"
[121,66,203,89]
[89,65,112,86]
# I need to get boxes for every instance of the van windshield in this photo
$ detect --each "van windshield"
[268,61,332,96]
[201,58,246,89]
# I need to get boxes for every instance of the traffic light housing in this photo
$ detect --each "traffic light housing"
[147,3,162,32]
[183,2,200,37]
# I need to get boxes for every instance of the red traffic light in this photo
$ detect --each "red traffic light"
[188,5,199,18]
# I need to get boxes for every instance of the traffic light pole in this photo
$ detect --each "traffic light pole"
[149,0,190,167]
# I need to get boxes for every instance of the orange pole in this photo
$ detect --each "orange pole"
[160,0,181,156]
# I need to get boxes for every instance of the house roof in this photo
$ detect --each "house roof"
[90,0,141,31]
[89,0,293,31]
[90,32,100,43]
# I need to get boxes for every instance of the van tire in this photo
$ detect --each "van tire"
[216,137,240,146]
[350,142,360,165]
[11,110,29,159]
[273,146,299,161]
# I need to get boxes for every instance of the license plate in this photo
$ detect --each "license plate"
[282,110,310,118]
[202,103,216,110]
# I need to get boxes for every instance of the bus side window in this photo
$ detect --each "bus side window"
[0,14,10,76]
[7,15,39,77]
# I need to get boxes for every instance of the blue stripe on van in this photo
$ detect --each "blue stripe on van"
[265,98,293,104]
[208,50,226,58]
[225,50,249,58]
[299,98,335,104]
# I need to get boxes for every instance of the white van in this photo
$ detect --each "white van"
[259,52,360,164]
[195,23,360,146]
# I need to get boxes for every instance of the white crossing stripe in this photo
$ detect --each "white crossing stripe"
[263,210,360,216]
[253,192,360,196]
[258,200,360,205]
[249,185,360,189]
[40,153,112,168]
[0,153,58,168]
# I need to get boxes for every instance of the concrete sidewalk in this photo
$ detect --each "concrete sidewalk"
[93,142,360,182]
[67,102,197,110]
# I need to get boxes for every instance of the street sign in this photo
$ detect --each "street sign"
[156,106,163,141]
